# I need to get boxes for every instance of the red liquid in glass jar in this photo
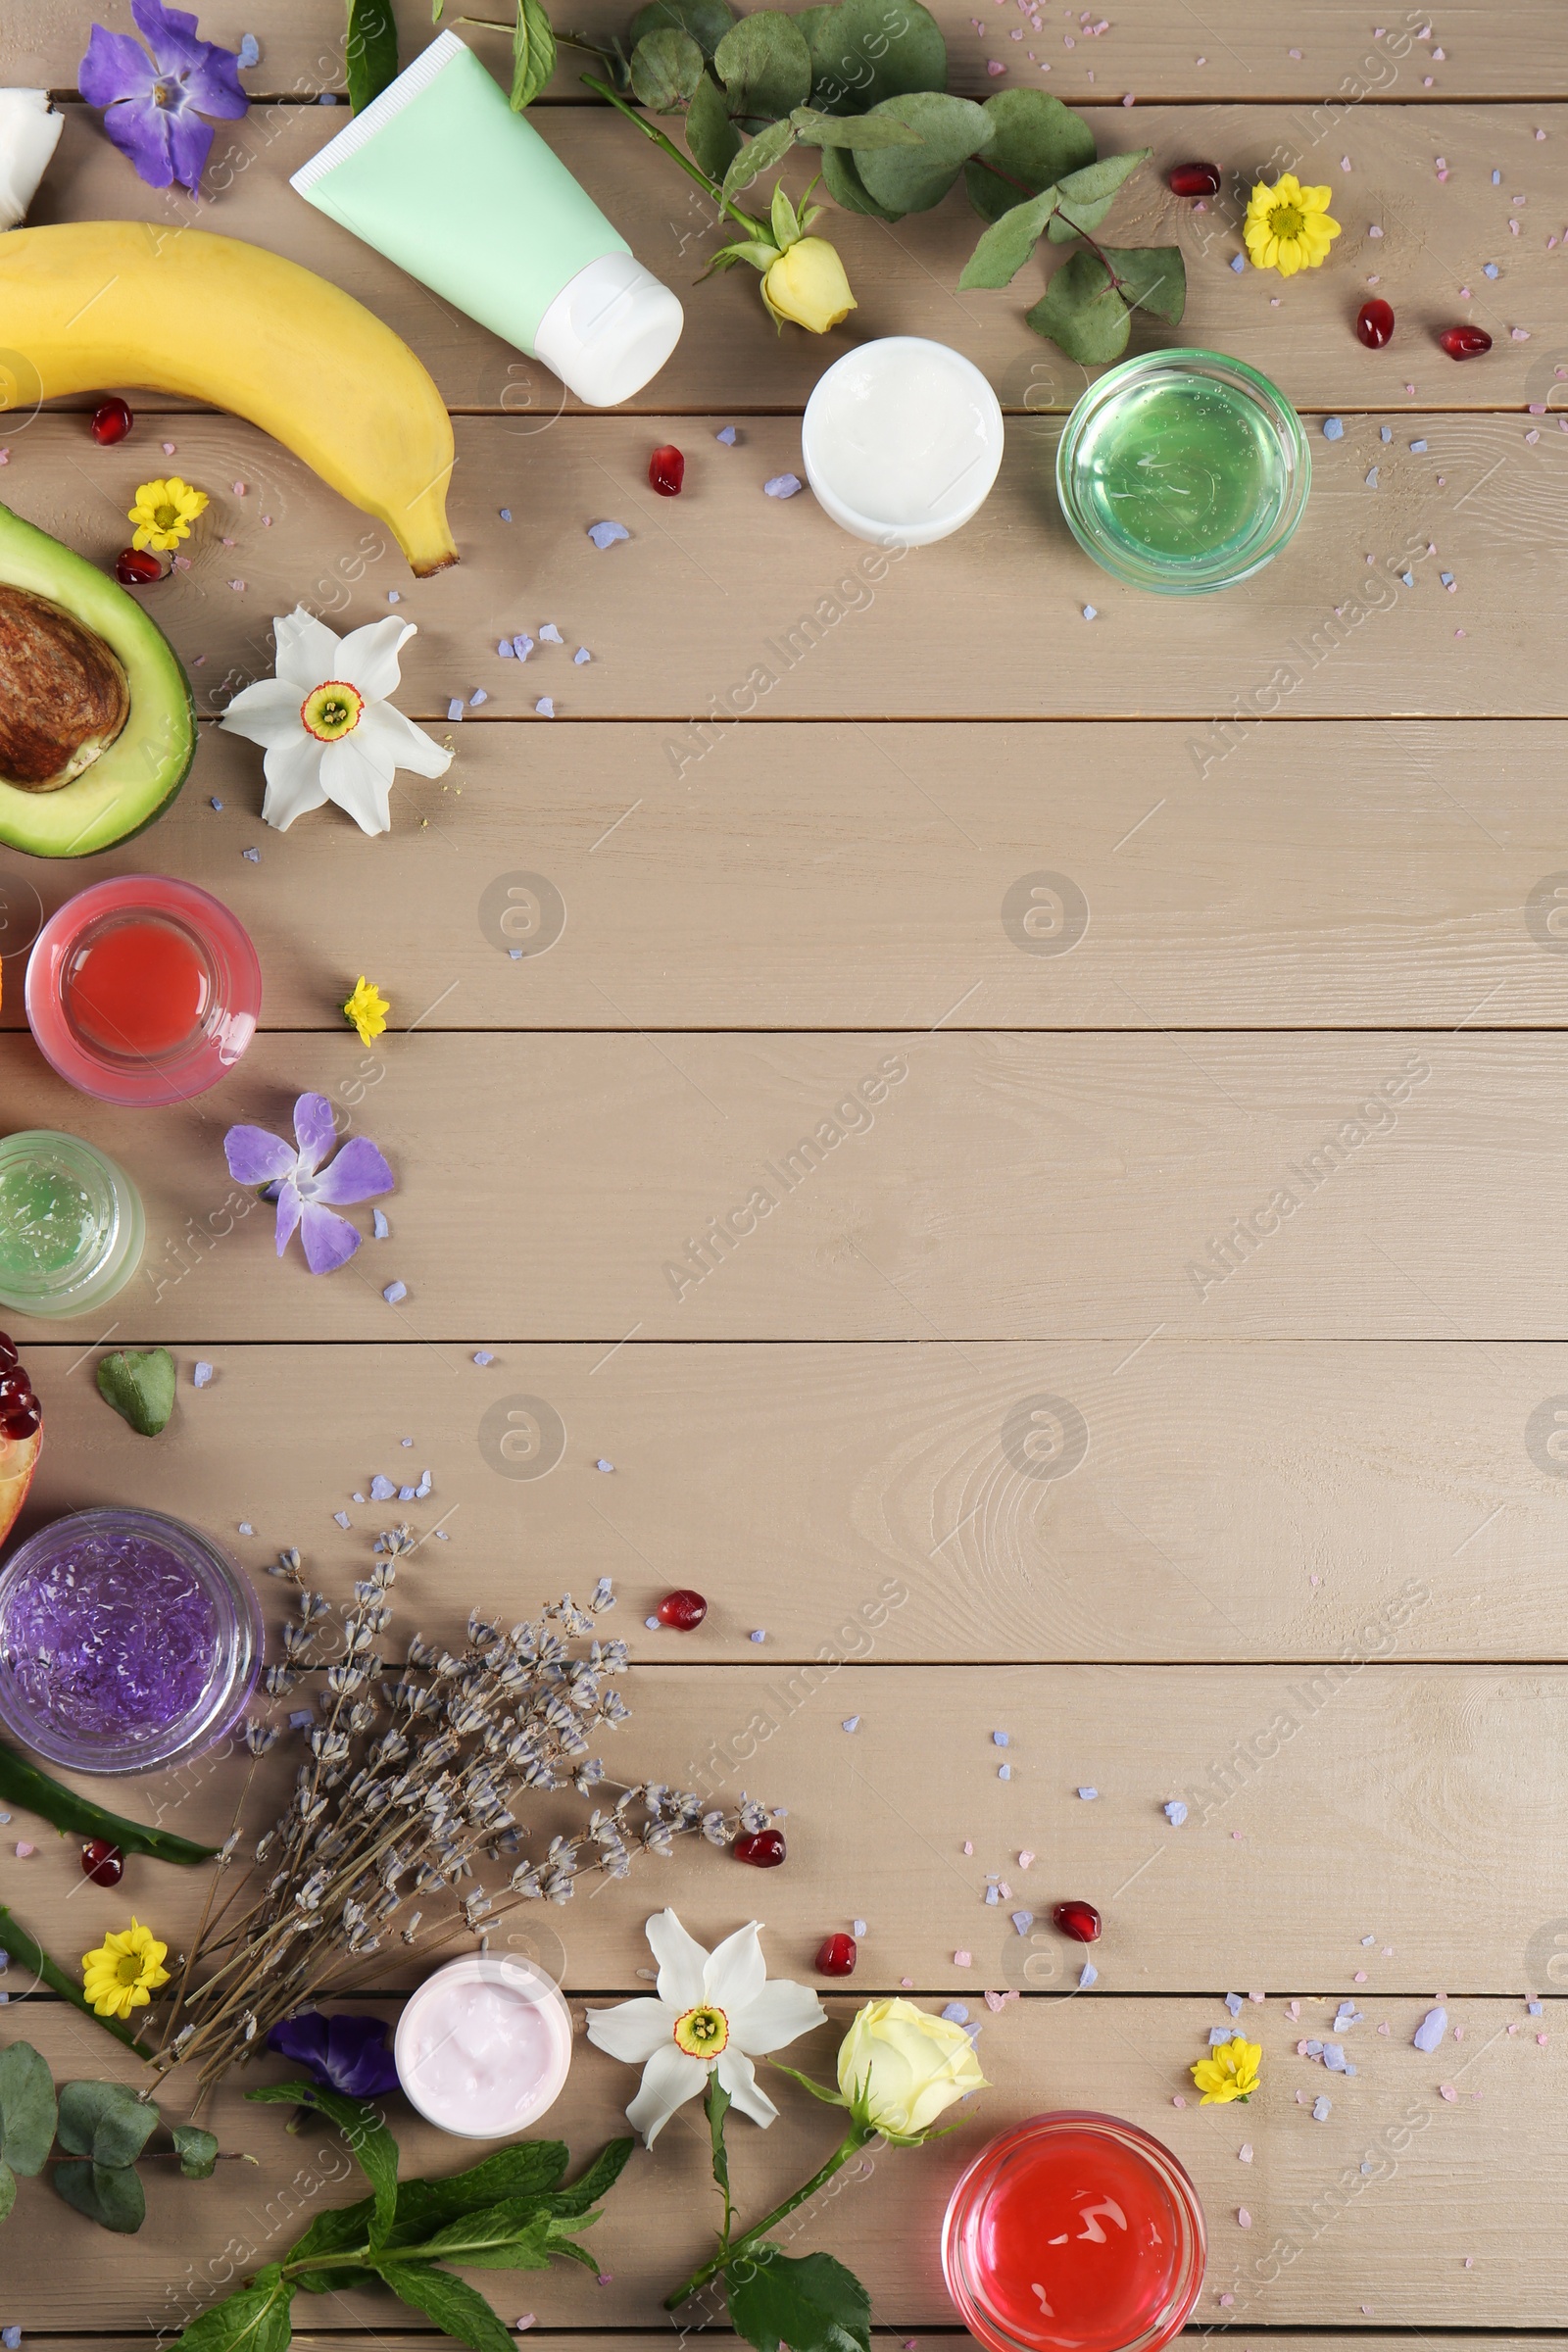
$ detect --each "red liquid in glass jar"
[64,917,209,1058]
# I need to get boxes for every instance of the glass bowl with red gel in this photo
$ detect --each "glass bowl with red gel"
[942,2112,1206,2352]
[0,1507,262,1775]
[25,874,262,1106]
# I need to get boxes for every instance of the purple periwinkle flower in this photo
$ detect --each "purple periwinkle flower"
[224,1092,393,1275]
[79,0,247,196]
[269,2011,401,2100]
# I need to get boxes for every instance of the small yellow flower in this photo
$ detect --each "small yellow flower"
[761,237,858,335]
[342,975,390,1048]
[127,475,209,553]
[81,1918,172,2021]
[1191,2034,1262,2104]
[1242,173,1341,277]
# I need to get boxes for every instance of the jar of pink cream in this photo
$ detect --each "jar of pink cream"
[395,1953,572,2138]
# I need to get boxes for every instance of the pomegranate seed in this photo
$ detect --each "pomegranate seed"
[90,397,134,446]
[1053,1898,1102,1943]
[734,1828,787,1868]
[0,1333,16,1360]
[80,1839,123,1886]
[1438,323,1492,360]
[649,443,686,497]
[1356,297,1396,348]
[115,548,164,585]
[815,1933,858,1976]
[1,1408,38,1441]
[1167,161,1221,198]
[657,1588,708,1629]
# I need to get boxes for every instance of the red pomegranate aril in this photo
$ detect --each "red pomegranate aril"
[81,1838,124,1886]
[1356,297,1396,348]
[649,443,686,496]
[1053,1898,1102,1943]
[1439,323,1492,360]
[0,1333,16,1359]
[734,1828,787,1868]
[1,1409,38,1441]
[1167,160,1221,198]
[90,397,134,446]
[657,1588,708,1630]
[115,547,164,585]
[815,1932,858,1976]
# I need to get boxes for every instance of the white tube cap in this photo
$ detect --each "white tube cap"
[532,251,683,408]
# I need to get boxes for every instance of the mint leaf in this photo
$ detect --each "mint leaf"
[510,0,557,108]
[542,2135,635,2217]
[390,2141,570,2243]
[282,2194,378,2294]
[964,88,1094,223]
[373,2261,515,2352]
[727,2247,871,2352]
[400,2200,557,2270]
[345,0,399,112]
[0,2041,56,2176]
[172,2267,295,2352]
[245,2082,397,2245]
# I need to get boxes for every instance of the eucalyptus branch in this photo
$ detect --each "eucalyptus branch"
[580,72,768,236]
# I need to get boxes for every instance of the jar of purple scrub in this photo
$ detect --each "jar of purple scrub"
[0,1509,262,1775]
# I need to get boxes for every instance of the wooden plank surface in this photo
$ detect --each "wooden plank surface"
[26,104,1568,416]
[2,413,1558,722]
[0,1997,1560,2328]
[13,1,1568,103]
[9,720,1568,1033]
[9,1031,1568,1342]
[10,1340,1558,1664]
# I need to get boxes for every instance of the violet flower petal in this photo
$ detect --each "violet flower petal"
[223,1123,298,1186]
[78,24,159,107]
[323,2014,401,2098]
[311,1136,394,1206]
[274,1179,303,1258]
[293,1092,338,1175]
[268,2010,331,2079]
[162,106,216,192]
[300,1199,362,1275]
[130,0,248,114]
[94,90,185,188]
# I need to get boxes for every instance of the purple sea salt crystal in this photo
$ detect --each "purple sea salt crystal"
[587,520,629,549]
[764,473,803,498]
[79,0,247,195]
[1413,2005,1447,2052]
[224,1092,393,1275]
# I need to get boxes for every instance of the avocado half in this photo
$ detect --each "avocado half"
[0,500,195,858]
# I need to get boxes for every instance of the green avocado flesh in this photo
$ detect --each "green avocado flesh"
[0,500,195,858]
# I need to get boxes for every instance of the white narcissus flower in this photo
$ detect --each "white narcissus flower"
[220,606,452,837]
[587,1910,826,2147]
[0,92,64,230]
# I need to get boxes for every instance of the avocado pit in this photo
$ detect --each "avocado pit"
[0,582,131,792]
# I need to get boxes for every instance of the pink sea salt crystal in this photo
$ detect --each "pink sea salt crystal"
[962,1840,974,1856]
[1354,1970,1368,1982]
[14,1842,32,1858]
[1237,2209,1252,2229]
[987,58,1004,71]
[1239,2143,1253,2162]
[955,1949,972,1967]
[1018,1850,1035,1868]
[1440,2084,1457,2101]
[1172,2094,1187,2108]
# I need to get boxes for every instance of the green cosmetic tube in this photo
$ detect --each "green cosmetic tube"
[292,31,683,408]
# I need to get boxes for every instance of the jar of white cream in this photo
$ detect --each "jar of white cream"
[395,1953,573,2138]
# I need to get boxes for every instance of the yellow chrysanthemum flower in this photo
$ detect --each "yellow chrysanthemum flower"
[1191,2034,1262,2104]
[81,1917,172,2021]
[342,975,390,1048]
[1242,173,1341,277]
[127,475,209,553]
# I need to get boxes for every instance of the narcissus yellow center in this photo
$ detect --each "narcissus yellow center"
[301,680,365,742]
[673,2003,728,2058]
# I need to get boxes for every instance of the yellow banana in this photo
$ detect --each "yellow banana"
[0,222,458,577]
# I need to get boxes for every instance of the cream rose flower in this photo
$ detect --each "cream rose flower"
[836,1996,987,2141]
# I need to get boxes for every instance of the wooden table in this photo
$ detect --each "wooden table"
[4,2,1568,2344]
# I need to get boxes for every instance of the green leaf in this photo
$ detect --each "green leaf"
[1025,244,1131,364]
[541,2135,634,2217]
[373,2261,515,2352]
[245,2082,397,2245]
[853,90,992,213]
[957,184,1058,287]
[57,2080,159,2169]
[792,104,920,148]
[629,0,735,60]
[96,1347,176,1438]
[0,1906,141,2051]
[345,0,399,112]
[172,2267,295,2352]
[963,87,1094,222]
[0,2041,56,2175]
[698,238,781,277]
[52,2157,147,2234]
[797,0,946,115]
[0,1742,216,1865]
[727,2247,872,2352]
[770,177,802,247]
[510,0,557,108]
[713,12,811,120]
[172,2122,220,2180]
[708,2076,732,2213]
[767,2061,848,2109]
[0,2158,16,2223]
[399,2199,557,2270]
[388,2141,570,2243]
[283,2191,378,2294]
[1047,143,1149,239]
[686,69,742,177]
[817,142,901,219]
[722,115,796,201]
[1096,240,1186,323]
[630,25,705,107]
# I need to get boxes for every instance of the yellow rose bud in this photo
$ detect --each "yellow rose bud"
[760,237,858,335]
[836,1996,988,2139]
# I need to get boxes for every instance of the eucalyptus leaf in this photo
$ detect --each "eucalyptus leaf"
[373,2260,516,2352]
[630,24,705,107]
[628,0,736,58]
[686,68,742,176]
[1025,244,1131,364]
[853,89,992,213]
[345,0,399,112]
[510,0,557,109]
[792,104,921,148]
[170,2265,295,2352]
[96,1347,175,1438]
[56,2079,159,2170]
[818,141,901,219]
[0,2041,56,2176]
[713,12,812,120]
[726,2246,872,2352]
[53,2156,148,2234]
[797,0,946,115]
[172,2122,220,2180]
[721,114,796,201]
[957,183,1059,288]
[963,87,1094,222]
[1047,142,1149,239]
[1098,241,1187,325]
[0,2160,14,2223]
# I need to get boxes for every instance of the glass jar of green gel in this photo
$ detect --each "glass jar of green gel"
[1055,349,1310,594]
[0,1132,144,1318]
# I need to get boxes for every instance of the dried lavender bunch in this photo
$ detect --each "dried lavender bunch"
[151,1539,774,2099]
